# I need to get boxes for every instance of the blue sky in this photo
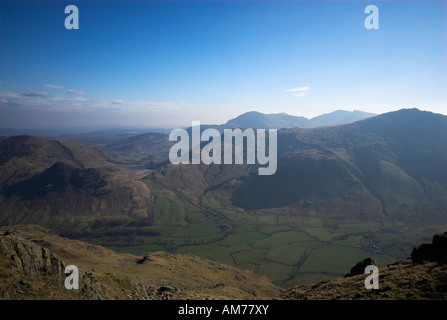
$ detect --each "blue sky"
[0,0,446,128]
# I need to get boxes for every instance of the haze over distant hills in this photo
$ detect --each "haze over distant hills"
[0,109,376,144]
[0,127,171,147]
[101,109,377,159]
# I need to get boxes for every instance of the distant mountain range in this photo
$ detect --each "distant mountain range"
[100,109,376,160]
[225,110,376,129]
[0,110,376,148]
[228,109,447,224]
[144,108,447,225]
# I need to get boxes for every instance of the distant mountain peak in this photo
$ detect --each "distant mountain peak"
[225,109,376,129]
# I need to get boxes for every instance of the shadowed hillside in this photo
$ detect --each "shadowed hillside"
[0,136,154,238]
[229,109,447,224]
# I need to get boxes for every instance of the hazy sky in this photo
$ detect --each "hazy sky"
[0,0,446,128]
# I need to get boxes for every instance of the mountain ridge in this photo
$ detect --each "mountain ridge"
[0,135,154,237]
[100,109,377,160]
[225,109,377,129]
[146,108,447,225]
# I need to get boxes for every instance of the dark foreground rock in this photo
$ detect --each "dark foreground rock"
[344,258,378,278]
[411,232,447,264]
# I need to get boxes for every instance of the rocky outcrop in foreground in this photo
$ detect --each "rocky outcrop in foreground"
[0,228,65,278]
[411,232,447,264]
[2,225,446,300]
[0,225,280,300]
[282,232,447,300]
[344,258,378,278]
[0,228,122,299]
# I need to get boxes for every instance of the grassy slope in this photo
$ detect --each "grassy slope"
[1,225,446,300]
[282,260,447,300]
[0,225,280,300]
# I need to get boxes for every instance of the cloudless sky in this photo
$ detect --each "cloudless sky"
[0,0,446,128]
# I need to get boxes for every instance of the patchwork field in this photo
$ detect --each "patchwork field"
[107,188,447,286]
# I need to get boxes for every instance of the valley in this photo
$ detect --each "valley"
[0,109,446,288]
[109,185,445,286]
[2,224,446,300]
[1,0,445,302]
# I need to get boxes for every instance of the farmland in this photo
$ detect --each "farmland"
[108,188,447,286]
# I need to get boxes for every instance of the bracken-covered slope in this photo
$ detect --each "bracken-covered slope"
[0,225,280,300]
[281,232,447,300]
[281,259,447,300]
[1,225,446,300]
